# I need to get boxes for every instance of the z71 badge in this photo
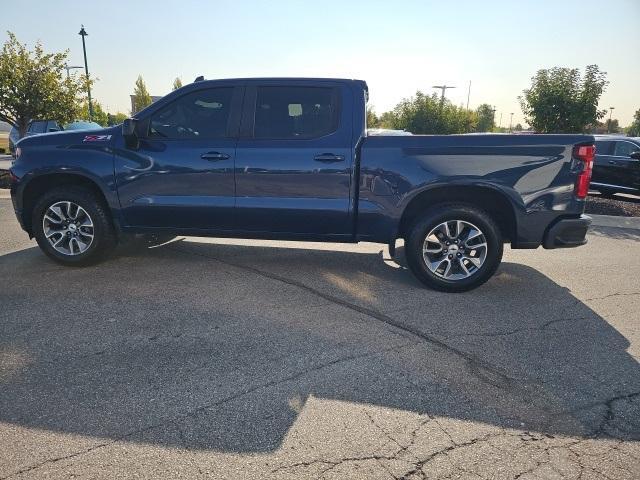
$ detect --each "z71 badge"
[83,134,112,142]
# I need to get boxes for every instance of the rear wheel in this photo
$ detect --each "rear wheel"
[405,204,503,292]
[32,187,117,266]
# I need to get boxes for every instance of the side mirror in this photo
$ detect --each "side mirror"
[122,118,139,149]
[630,151,640,160]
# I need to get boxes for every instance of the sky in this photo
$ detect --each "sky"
[3,0,640,127]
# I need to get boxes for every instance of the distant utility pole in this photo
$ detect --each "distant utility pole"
[78,25,93,120]
[432,85,456,103]
[64,64,83,79]
[509,112,514,133]
[608,106,615,133]
[466,81,471,110]
[499,112,503,128]
[491,107,496,129]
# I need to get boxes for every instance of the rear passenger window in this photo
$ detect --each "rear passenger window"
[253,86,339,139]
[614,141,638,157]
[595,141,613,155]
[149,88,233,139]
[29,121,47,134]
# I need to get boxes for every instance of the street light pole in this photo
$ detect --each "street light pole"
[608,107,615,133]
[466,80,471,110]
[432,85,456,103]
[64,64,83,79]
[78,25,93,120]
[509,113,514,133]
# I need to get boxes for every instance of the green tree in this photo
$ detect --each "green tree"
[77,99,108,126]
[605,118,620,134]
[0,32,85,137]
[389,91,476,134]
[519,65,608,133]
[627,109,640,137]
[172,77,183,90]
[366,106,380,128]
[107,112,128,126]
[514,123,523,131]
[132,75,152,114]
[476,104,495,132]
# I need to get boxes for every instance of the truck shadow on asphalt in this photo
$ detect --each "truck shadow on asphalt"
[0,240,639,454]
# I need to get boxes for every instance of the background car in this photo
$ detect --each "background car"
[592,136,640,196]
[9,120,102,156]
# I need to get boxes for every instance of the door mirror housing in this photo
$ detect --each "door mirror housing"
[122,118,140,149]
[630,150,640,160]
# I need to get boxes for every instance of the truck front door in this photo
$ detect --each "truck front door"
[115,85,242,230]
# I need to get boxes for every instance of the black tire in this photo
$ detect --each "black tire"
[405,203,503,292]
[32,186,117,266]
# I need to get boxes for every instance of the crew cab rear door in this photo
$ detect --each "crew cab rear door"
[115,85,243,230]
[234,81,354,237]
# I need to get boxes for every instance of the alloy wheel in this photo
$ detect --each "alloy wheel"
[42,201,95,256]
[422,220,488,280]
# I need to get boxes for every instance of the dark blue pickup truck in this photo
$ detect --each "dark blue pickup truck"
[9,78,594,291]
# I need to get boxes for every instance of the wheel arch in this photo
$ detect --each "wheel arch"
[398,184,519,244]
[20,173,113,236]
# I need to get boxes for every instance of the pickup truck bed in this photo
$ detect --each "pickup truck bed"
[9,77,593,291]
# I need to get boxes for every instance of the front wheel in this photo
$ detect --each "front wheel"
[32,186,117,266]
[405,204,503,292]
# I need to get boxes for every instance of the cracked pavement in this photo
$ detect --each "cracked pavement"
[0,197,639,479]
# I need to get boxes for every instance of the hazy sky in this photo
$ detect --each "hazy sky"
[3,0,640,127]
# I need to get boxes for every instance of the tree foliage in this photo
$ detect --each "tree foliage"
[519,65,608,133]
[107,112,128,126]
[132,75,152,113]
[386,91,476,134]
[172,77,183,90]
[627,109,640,137]
[0,32,85,137]
[476,103,495,132]
[366,106,380,128]
[77,99,108,126]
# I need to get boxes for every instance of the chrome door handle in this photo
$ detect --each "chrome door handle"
[314,153,344,163]
[201,152,230,161]
[609,160,617,165]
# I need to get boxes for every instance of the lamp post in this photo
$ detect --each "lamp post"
[64,64,83,79]
[432,85,456,103]
[509,112,514,133]
[78,25,93,120]
[608,107,615,133]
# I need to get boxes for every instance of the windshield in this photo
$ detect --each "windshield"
[64,121,102,130]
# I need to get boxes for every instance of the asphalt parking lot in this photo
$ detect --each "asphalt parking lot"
[1,196,639,479]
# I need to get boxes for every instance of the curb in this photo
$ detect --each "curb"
[590,214,640,231]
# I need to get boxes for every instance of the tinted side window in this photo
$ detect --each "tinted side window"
[29,121,47,134]
[253,86,338,139]
[47,121,61,132]
[595,140,613,155]
[149,88,233,139]
[614,141,639,157]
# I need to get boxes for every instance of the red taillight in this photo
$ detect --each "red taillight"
[574,144,595,199]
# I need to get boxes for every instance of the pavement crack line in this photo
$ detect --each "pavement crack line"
[169,245,530,395]
[584,291,640,302]
[0,343,416,480]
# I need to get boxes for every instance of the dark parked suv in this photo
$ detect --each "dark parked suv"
[592,136,640,195]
